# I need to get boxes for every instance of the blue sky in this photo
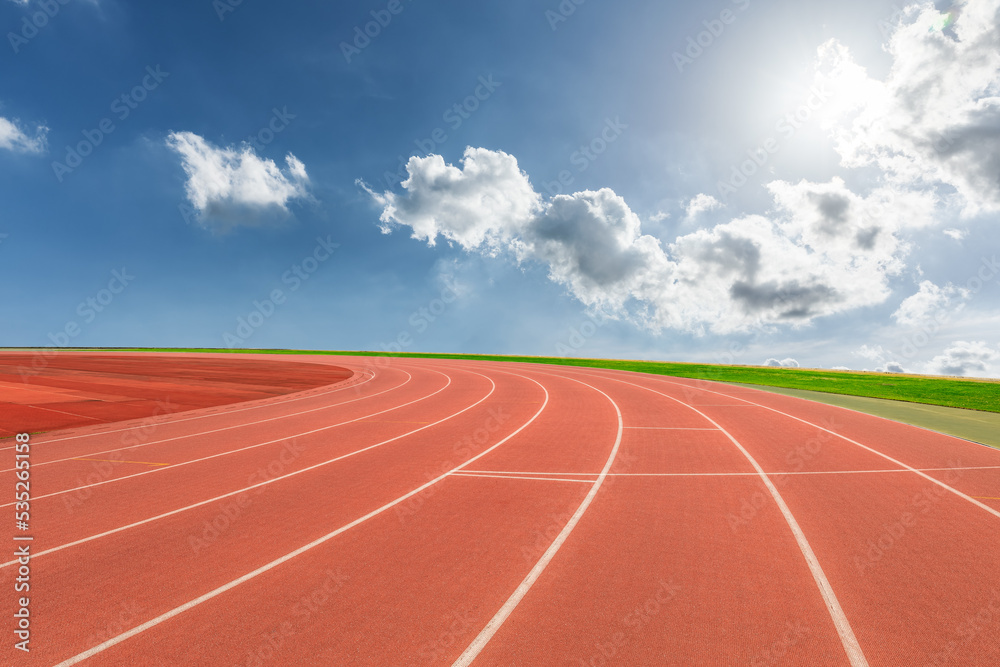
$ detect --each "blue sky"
[2,0,999,376]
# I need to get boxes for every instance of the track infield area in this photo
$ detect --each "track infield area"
[2,352,999,665]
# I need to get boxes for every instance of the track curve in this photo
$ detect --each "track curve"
[2,353,998,666]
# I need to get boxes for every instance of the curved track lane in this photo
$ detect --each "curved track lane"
[1,354,998,666]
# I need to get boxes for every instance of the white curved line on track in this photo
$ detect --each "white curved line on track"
[0,369,445,509]
[453,372,624,667]
[452,472,595,484]
[639,374,1000,522]
[0,369,486,568]
[557,368,870,667]
[0,368,397,474]
[0,360,380,451]
[51,369,550,667]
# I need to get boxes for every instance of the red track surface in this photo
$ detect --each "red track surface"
[0,352,354,437]
[2,352,999,666]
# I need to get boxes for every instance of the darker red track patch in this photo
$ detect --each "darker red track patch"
[0,352,353,436]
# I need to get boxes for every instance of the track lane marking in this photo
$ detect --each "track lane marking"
[624,426,720,430]
[453,373,624,667]
[0,370,488,566]
[0,369,393,473]
[551,368,870,667]
[455,466,1000,477]
[452,472,595,484]
[14,404,104,420]
[643,376,1000,522]
[0,363,379,451]
[71,458,169,467]
[50,370,550,667]
[0,369,451,510]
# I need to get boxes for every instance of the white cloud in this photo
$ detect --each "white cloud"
[831,365,851,370]
[360,148,540,252]
[820,0,1000,215]
[892,280,969,327]
[943,228,967,240]
[649,211,671,222]
[925,340,999,376]
[684,193,722,220]
[365,148,929,335]
[855,344,888,361]
[877,360,907,373]
[0,115,47,154]
[166,132,311,230]
[764,358,799,367]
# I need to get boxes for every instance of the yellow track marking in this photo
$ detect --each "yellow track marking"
[972,496,1000,501]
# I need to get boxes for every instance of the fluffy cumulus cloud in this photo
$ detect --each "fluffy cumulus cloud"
[0,115,47,154]
[365,148,932,335]
[764,358,800,367]
[684,194,722,220]
[166,132,311,230]
[926,340,999,376]
[820,0,1000,216]
[892,280,969,327]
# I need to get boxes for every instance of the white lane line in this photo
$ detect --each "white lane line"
[624,426,720,430]
[0,369,489,568]
[563,370,870,667]
[0,370,394,474]
[649,376,1000,522]
[453,375,624,667]
[51,371,550,667]
[461,465,1000,478]
[452,472,595,484]
[0,363,380,451]
[15,404,103,420]
[0,370,439,509]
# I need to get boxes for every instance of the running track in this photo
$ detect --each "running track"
[2,352,999,666]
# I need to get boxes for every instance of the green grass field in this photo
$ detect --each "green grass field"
[27,347,999,415]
